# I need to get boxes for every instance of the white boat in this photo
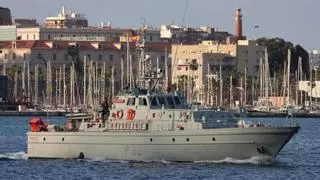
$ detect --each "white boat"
[27,89,299,161]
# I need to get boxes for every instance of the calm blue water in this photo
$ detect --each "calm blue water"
[0,116,319,180]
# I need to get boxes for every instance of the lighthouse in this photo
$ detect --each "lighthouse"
[235,8,243,40]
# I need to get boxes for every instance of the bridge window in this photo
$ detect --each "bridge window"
[157,97,166,106]
[138,98,148,106]
[173,96,181,105]
[166,97,174,106]
[127,98,135,106]
[150,97,158,106]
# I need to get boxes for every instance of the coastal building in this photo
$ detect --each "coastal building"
[171,40,265,104]
[0,40,171,100]
[16,27,162,43]
[44,6,88,28]
[0,26,17,41]
[0,7,12,25]
[309,50,320,69]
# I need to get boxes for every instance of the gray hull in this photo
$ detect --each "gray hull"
[28,127,299,161]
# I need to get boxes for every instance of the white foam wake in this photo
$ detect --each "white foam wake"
[194,156,274,165]
[0,152,28,160]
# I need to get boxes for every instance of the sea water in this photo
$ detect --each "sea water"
[0,116,319,180]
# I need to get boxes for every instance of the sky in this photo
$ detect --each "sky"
[1,0,318,50]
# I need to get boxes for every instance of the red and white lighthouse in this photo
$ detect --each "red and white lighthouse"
[235,8,243,40]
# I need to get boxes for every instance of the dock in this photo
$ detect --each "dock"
[0,111,67,116]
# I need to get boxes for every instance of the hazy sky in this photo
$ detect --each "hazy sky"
[1,0,318,50]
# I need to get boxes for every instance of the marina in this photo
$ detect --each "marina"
[0,0,319,179]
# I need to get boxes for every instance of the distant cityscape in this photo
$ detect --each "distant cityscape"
[0,6,319,111]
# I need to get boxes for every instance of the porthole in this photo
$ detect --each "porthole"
[186,138,189,142]
[152,113,155,118]
[212,137,216,141]
[150,138,153,142]
[62,137,65,142]
[43,137,46,141]
[169,115,172,118]
[172,138,175,142]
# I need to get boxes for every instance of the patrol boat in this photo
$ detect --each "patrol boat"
[27,89,299,161]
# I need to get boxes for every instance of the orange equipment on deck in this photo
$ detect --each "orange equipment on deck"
[29,118,48,132]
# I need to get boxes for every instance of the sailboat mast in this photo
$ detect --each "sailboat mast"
[230,74,233,108]
[244,66,247,106]
[165,46,169,89]
[287,49,291,105]
[83,56,87,106]
[219,65,222,107]
[34,64,38,105]
[63,64,66,107]
[126,33,130,87]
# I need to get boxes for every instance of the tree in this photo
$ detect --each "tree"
[189,59,199,103]
[67,45,82,75]
[257,37,309,78]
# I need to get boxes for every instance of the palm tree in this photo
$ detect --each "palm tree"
[189,59,199,103]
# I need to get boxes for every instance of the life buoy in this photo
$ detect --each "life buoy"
[127,108,135,120]
[180,111,187,119]
[117,110,124,119]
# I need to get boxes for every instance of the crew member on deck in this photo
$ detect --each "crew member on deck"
[100,97,110,120]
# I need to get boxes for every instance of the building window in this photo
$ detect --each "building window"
[109,54,113,61]
[64,54,68,61]
[13,53,16,59]
[87,54,91,61]
[98,54,103,61]
[177,67,181,70]
[0,50,2,53]
[4,54,7,59]
[33,34,36,40]
[23,53,26,60]
[27,35,29,40]
[60,34,63,37]
[53,54,57,60]
[150,36,153,41]
[48,34,51,40]
[186,67,188,71]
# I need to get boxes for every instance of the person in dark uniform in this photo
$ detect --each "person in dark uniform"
[100,97,110,120]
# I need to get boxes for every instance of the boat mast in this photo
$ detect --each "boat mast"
[230,74,233,108]
[22,61,26,96]
[126,33,130,89]
[287,49,291,106]
[58,66,62,106]
[120,56,124,91]
[27,61,31,103]
[111,65,115,100]
[298,57,303,106]
[83,56,87,106]
[63,64,66,107]
[265,48,269,110]
[219,64,222,107]
[165,46,169,89]
[34,64,38,105]
[244,66,247,106]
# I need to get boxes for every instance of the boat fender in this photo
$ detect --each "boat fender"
[117,110,124,119]
[127,108,135,120]
[78,152,84,159]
